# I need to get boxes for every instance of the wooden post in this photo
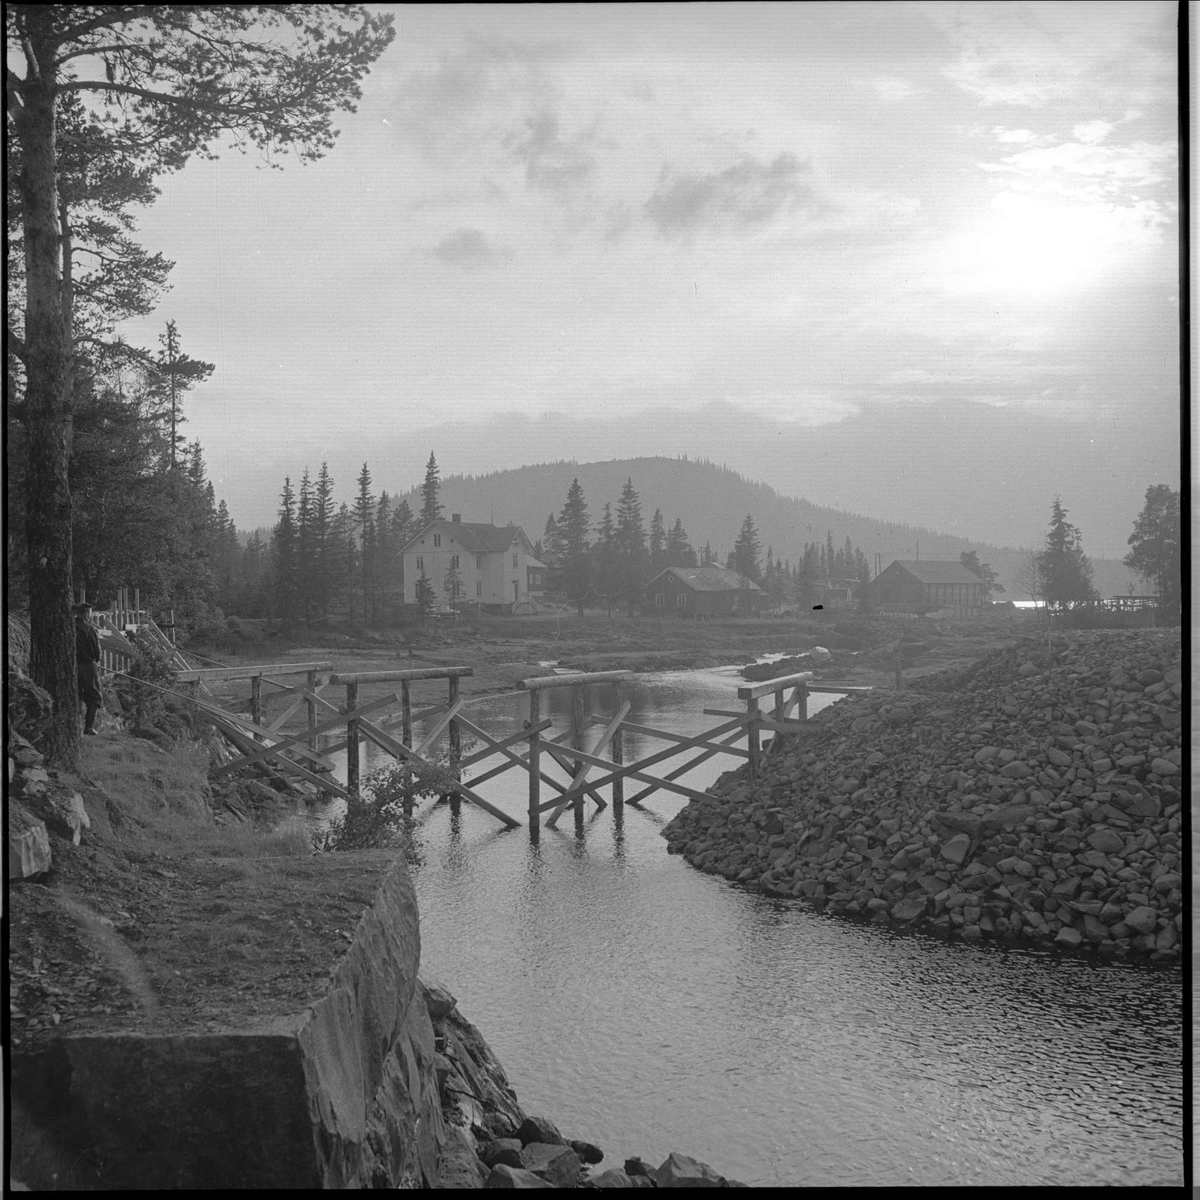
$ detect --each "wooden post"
[134,588,140,625]
[169,608,176,645]
[572,684,586,820]
[346,681,360,796]
[528,689,541,837]
[798,681,808,722]
[306,670,317,753]
[401,680,413,747]
[610,680,624,811]
[746,695,760,779]
[447,675,461,814]
[251,674,262,731]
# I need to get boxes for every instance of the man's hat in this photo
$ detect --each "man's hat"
[74,602,91,614]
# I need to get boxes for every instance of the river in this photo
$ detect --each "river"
[313,665,1183,1187]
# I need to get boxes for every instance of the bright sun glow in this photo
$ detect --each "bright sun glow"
[941,192,1114,295]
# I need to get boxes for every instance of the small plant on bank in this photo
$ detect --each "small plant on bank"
[320,758,462,851]
[117,629,179,734]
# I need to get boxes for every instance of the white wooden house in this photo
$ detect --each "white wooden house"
[401,515,539,611]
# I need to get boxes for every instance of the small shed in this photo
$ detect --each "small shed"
[872,560,986,613]
[645,566,764,618]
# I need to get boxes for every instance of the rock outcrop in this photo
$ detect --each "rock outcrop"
[664,630,1182,959]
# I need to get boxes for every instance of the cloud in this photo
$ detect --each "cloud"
[980,139,1177,193]
[644,153,821,239]
[1072,119,1114,145]
[504,110,595,193]
[432,228,510,268]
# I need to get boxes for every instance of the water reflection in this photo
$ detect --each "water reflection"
[312,667,1181,1186]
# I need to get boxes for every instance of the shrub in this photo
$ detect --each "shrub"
[320,759,460,852]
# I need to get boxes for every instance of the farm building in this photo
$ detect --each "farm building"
[871,560,987,614]
[400,515,539,611]
[645,566,765,618]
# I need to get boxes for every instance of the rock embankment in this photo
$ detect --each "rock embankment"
[664,630,1182,959]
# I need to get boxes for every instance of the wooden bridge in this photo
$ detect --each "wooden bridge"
[194,663,832,838]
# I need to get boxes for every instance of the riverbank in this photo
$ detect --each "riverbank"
[662,629,1182,958]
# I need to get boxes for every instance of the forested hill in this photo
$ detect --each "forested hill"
[388,457,1131,597]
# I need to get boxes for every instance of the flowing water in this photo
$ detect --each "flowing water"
[313,666,1183,1187]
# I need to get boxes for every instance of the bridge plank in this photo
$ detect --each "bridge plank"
[545,701,631,827]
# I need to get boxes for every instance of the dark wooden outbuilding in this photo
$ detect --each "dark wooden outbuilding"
[871,560,986,614]
[645,566,764,618]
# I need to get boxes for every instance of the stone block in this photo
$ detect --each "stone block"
[519,1143,581,1188]
[592,1169,634,1187]
[1123,906,1158,935]
[654,1151,725,1187]
[940,833,971,865]
[9,808,51,878]
[516,1116,566,1148]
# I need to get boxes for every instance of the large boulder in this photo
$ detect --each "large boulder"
[519,1143,581,1188]
[484,1164,553,1188]
[8,807,51,878]
[516,1116,565,1147]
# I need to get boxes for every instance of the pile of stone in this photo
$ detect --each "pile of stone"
[424,978,745,1187]
[8,730,91,879]
[663,629,1182,959]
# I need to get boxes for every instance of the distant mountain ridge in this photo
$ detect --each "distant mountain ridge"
[387,456,1132,598]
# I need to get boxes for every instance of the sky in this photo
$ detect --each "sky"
[109,2,1180,557]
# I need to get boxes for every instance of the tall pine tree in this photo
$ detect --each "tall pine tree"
[420,452,443,525]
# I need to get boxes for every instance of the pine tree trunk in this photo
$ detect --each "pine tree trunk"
[17,53,80,768]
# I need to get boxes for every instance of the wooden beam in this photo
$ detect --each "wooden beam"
[619,719,751,751]
[188,696,335,771]
[624,726,747,804]
[328,666,473,685]
[518,670,633,691]
[545,714,747,797]
[203,711,346,797]
[176,661,332,682]
[736,670,815,700]
[758,717,816,735]
[353,721,519,829]
[456,718,570,795]
[457,718,553,768]
[545,701,630,828]
[210,692,399,779]
[413,697,465,758]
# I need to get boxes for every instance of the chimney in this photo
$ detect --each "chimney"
[451,513,461,523]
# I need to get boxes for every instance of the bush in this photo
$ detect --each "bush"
[117,629,179,733]
[320,758,461,851]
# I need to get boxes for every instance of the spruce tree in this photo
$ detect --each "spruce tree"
[273,477,299,623]
[557,479,591,615]
[1124,484,1181,618]
[616,478,647,617]
[296,468,314,623]
[1037,497,1098,608]
[313,462,336,618]
[420,452,443,525]
[649,508,667,576]
[732,514,762,582]
[355,463,376,625]
[593,503,619,617]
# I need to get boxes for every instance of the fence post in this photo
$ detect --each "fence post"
[572,684,586,820]
[447,674,461,814]
[746,695,760,780]
[610,680,624,812]
[251,673,262,730]
[798,681,808,723]
[346,680,359,796]
[528,689,541,838]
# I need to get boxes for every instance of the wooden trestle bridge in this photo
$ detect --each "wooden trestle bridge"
[176,661,839,837]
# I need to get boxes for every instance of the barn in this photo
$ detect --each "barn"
[645,566,764,618]
[871,560,987,614]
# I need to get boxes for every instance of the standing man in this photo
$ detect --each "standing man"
[74,602,102,736]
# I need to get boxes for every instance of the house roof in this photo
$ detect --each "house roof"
[649,566,764,593]
[402,520,531,555]
[885,560,987,586]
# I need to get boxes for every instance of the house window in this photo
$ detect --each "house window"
[476,581,482,597]
[512,553,518,568]
[512,580,519,602]
[655,593,665,607]
[434,534,442,548]
[416,556,424,571]
[476,554,483,569]
[676,594,688,607]
[451,555,459,569]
